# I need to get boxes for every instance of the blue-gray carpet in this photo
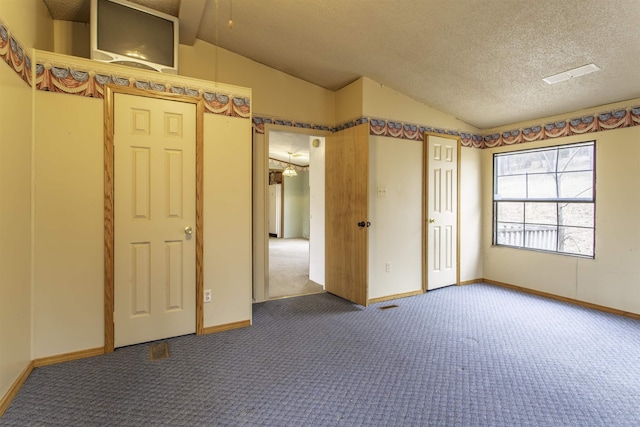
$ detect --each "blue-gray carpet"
[2,283,639,426]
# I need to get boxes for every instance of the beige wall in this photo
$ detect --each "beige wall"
[0,56,33,401]
[179,40,335,125]
[368,136,423,299]
[335,78,363,124]
[33,92,104,358]
[459,147,483,282]
[362,77,480,134]
[0,0,53,51]
[53,20,90,59]
[202,114,253,327]
[482,125,640,314]
[252,131,268,303]
[30,88,253,358]
[0,0,51,404]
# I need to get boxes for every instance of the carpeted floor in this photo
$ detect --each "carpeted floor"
[268,237,324,299]
[1,283,639,426]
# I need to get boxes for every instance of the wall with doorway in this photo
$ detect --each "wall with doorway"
[362,79,483,299]
[0,16,255,364]
[30,79,252,359]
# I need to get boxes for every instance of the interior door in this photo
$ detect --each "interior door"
[114,93,196,347]
[425,133,458,290]
[325,124,369,306]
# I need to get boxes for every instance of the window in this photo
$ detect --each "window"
[493,142,595,257]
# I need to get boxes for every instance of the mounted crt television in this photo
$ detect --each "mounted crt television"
[90,0,179,74]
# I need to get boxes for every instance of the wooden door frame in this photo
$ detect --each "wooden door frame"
[103,85,205,353]
[422,132,461,292]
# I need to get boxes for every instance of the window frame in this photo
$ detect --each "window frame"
[492,141,596,258]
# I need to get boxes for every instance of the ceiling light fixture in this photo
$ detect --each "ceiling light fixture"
[542,63,600,85]
[283,152,297,177]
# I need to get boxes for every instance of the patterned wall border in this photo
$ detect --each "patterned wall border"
[255,108,640,148]
[252,116,332,134]
[0,19,31,85]
[3,19,638,143]
[0,18,250,119]
[34,63,250,118]
[253,114,484,147]
[481,107,640,148]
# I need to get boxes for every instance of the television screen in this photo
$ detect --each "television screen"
[91,0,179,74]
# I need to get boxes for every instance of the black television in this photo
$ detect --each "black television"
[90,0,179,74]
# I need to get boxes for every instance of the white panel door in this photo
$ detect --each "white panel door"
[114,93,196,347]
[426,135,458,290]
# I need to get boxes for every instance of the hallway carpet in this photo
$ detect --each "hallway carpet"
[268,237,324,299]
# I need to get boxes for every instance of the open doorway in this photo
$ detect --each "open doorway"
[267,129,325,299]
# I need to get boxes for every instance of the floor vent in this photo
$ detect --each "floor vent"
[379,304,399,310]
[149,342,170,361]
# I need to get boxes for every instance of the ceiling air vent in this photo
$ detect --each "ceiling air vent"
[543,63,600,85]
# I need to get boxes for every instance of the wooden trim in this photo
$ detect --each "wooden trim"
[368,290,424,304]
[104,85,205,352]
[104,85,115,353]
[33,347,105,368]
[195,98,204,335]
[482,279,640,321]
[202,320,251,335]
[0,362,33,417]
[421,133,427,293]
[458,278,483,286]
[456,136,461,286]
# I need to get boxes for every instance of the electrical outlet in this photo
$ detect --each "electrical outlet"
[377,187,387,198]
[385,262,392,272]
[204,289,212,303]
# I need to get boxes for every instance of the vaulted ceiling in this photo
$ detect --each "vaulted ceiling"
[43,0,640,130]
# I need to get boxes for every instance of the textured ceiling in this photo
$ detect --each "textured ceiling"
[43,0,640,129]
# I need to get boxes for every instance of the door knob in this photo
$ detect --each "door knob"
[428,218,436,223]
[358,221,372,228]
[184,226,193,235]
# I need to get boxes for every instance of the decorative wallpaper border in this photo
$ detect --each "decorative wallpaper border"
[253,114,484,147]
[252,116,332,134]
[2,19,638,144]
[0,19,31,85]
[0,18,250,119]
[482,107,640,148]
[254,107,640,149]
[34,63,250,118]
